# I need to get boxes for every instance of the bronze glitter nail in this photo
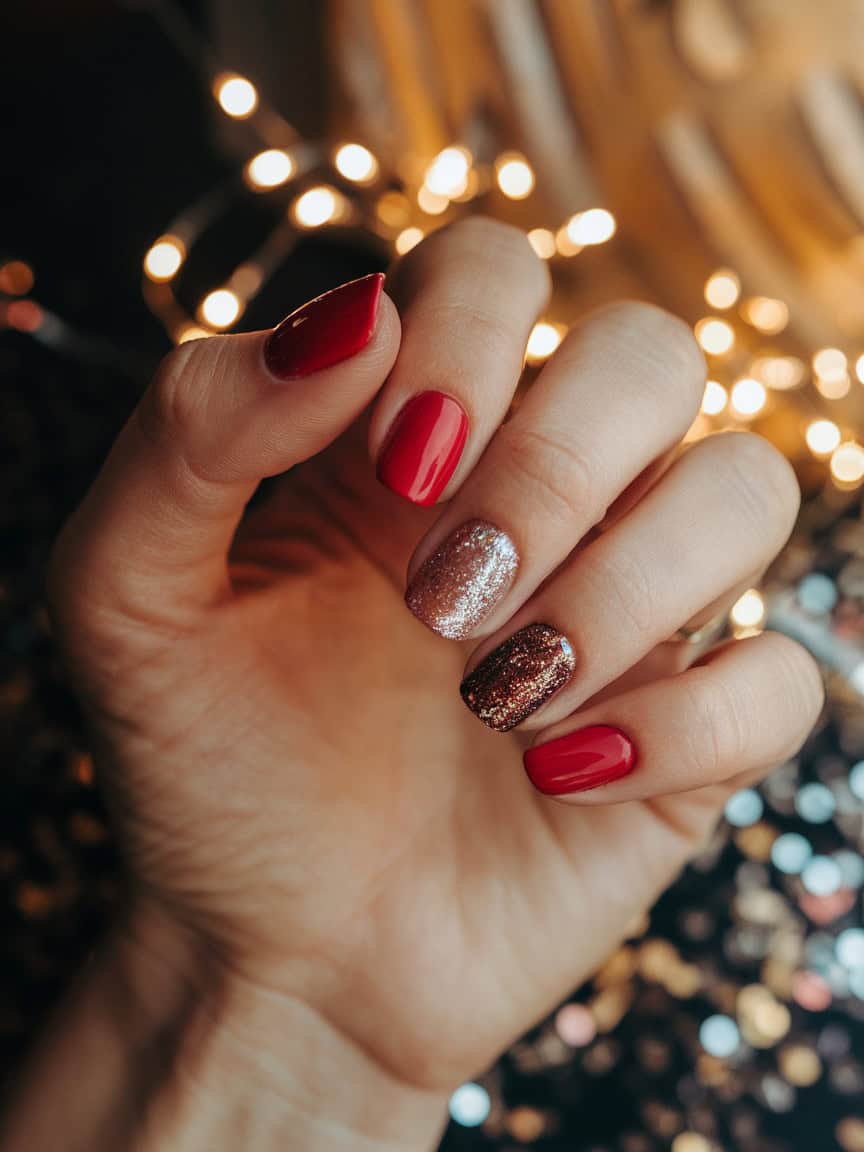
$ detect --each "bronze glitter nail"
[460,623,576,732]
[405,520,519,639]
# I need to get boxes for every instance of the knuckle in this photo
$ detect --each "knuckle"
[709,432,801,547]
[576,301,706,420]
[683,671,751,779]
[582,547,662,640]
[761,633,825,741]
[503,424,595,524]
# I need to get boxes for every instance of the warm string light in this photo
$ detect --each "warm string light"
[292,185,344,228]
[424,146,472,198]
[830,441,864,487]
[199,288,241,329]
[701,380,728,415]
[695,317,735,355]
[741,296,789,334]
[143,236,185,282]
[704,269,740,310]
[806,419,841,457]
[395,227,424,255]
[213,73,258,119]
[731,377,767,418]
[334,143,378,184]
[495,152,535,200]
[731,588,766,630]
[525,321,565,363]
[246,149,294,189]
[565,208,616,246]
[527,228,556,259]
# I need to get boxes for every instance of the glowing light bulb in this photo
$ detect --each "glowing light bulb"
[751,356,804,391]
[292,186,342,228]
[805,419,841,457]
[176,325,212,344]
[144,236,185,282]
[424,147,471,198]
[0,261,34,295]
[214,73,258,119]
[417,184,449,215]
[741,296,788,334]
[334,143,378,184]
[395,227,424,255]
[527,228,556,259]
[813,347,847,380]
[855,353,864,384]
[246,149,294,189]
[565,208,616,246]
[731,377,767,417]
[555,225,582,257]
[695,317,734,355]
[830,441,864,486]
[495,152,535,200]
[701,380,728,415]
[199,289,241,329]
[731,589,765,629]
[526,322,564,363]
[704,269,740,310]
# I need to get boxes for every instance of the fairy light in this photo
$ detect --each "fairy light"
[731,377,767,417]
[246,149,294,189]
[292,186,342,228]
[395,227,424,255]
[565,208,616,246]
[830,441,864,486]
[0,261,34,295]
[199,288,241,329]
[704,269,740,310]
[855,354,864,384]
[555,225,582,257]
[751,356,805,391]
[805,419,841,457]
[813,348,850,398]
[334,143,378,184]
[813,347,847,380]
[417,184,450,215]
[695,317,735,355]
[741,296,789,334]
[731,589,765,629]
[495,152,535,199]
[424,146,471,198]
[214,73,258,119]
[526,321,564,363]
[701,380,728,415]
[527,228,556,259]
[143,236,185,282]
[176,325,212,344]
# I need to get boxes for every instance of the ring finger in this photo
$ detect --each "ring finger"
[459,430,800,731]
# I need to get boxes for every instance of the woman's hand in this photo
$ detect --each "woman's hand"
[40,219,821,1149]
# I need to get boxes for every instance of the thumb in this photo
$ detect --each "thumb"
[51,274,399,625]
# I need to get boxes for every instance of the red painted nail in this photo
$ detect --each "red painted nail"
[377,392,468,505]
[264,272,383,378]
[524,725,636,795]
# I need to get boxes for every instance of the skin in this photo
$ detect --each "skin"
[0,219,823,1151]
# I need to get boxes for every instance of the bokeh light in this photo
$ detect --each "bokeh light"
[246,149,294,189]
[334,143,378,184]
[143,236,185,282]
[495,152,535,199]
[213,73,258,118]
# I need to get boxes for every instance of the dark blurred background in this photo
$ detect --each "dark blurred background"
[2,4,864,1151]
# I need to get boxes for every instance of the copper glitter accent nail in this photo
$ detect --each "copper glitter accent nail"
[460,623,576,732]
[405,520,519,639]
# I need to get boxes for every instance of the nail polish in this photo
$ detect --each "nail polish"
[524,725,636,795]
[264,272,383,378]
[377,392,468,505]
[406,520,519,639]
[460,623,576,732]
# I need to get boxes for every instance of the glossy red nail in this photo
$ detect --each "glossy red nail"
[377,392,468,505]
[524,725,636,795]
[264,272,383,378]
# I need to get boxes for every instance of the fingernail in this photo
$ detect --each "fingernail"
[406,520,519,639]
[264,272,384,379]
[524,725,636,795]
[377,392,468,505]
[460,623,576,732]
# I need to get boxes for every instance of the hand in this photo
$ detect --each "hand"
[46,219,822,1147]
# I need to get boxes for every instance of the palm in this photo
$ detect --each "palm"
[92,421,722,1090]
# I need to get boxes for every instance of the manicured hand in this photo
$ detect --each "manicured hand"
[48,219,822,1148]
